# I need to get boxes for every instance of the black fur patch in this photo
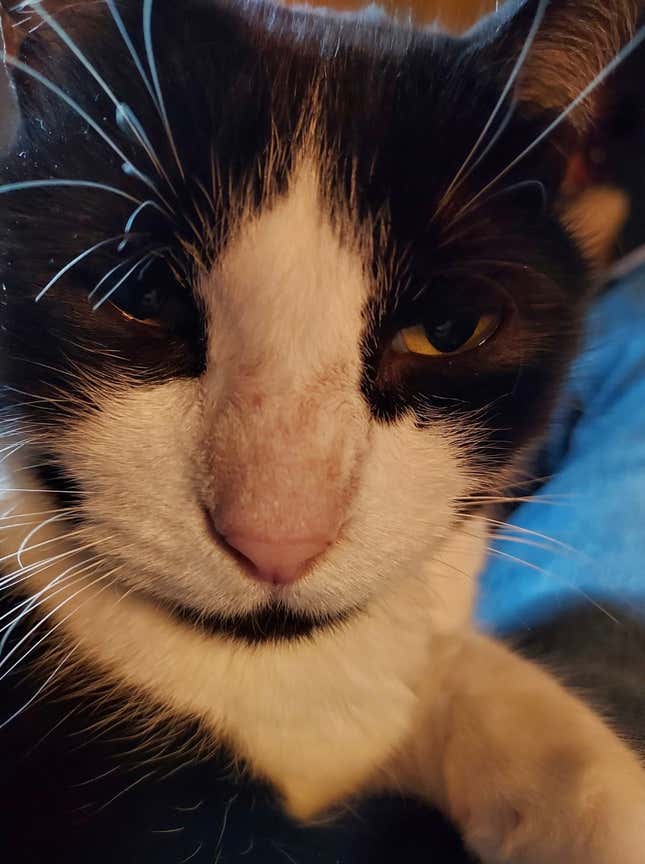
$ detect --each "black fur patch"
[145,590,357,643]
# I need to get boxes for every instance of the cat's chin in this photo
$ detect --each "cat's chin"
[135,588,359,643]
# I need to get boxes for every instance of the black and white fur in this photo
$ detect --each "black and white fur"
[1,1,645,861]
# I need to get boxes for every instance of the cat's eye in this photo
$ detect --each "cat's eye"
[112,283,164,326]
[391,295,503,357]
[107,259,198,332]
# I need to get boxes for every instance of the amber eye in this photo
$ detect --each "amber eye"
[391,289,504,357]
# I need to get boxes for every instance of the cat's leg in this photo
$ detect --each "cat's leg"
[393,629,645,864]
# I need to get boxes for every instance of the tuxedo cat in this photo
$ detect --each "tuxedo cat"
[1,1,644,862]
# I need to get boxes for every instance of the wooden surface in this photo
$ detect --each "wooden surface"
[288,0,496,30]
[1,1,494,38]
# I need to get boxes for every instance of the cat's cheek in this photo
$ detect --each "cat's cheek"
[48,379,270,617]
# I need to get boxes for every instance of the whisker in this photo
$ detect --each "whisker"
[178,842,203,864]
[477,515,590,560]
[0,179,149,222]
[0,567,119,681]
[142,0,185,180]
[119,200,160,249]
[120,160,173,213]
[33,231,145,302]
[486,546,621,624]
[105,0,177,195]
[0,642,79,731]
[0,525,104,579]
[24,703,81,756]
[92,248,169,310]
[0,590,39,656]
[0,506,75,524]
[1,526,89,569]
[458,22,645,224]
[5,56,169,210]
[105,0,157,108]
[459,493,573,506]
[93,769,157,814]
[20,0,166,180]
[17,510,78,568]
[441,178,547,238]
[490,532,586,558]
[0,540,101,599]
[0,556,105,635]
[115,101,174,195]
[435,0,548,217]
[0,440,29,465]
[88,245,160,299]
[1,486,80,494]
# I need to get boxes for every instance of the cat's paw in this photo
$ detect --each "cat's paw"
[445,735,645,864]
[403,631,645,864]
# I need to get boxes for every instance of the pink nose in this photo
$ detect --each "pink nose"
[223,533,331,585]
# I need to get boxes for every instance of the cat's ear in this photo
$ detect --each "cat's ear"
[0,2,23,154]
[475,0,639,132]
[474,0,638,267]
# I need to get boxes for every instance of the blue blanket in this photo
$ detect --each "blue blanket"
[478,263,645,633]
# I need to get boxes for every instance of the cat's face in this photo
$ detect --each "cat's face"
[0,0,636,640]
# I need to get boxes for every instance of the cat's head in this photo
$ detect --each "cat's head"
[0,0,638,640]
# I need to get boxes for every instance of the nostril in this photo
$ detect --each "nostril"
[222,532,332,585]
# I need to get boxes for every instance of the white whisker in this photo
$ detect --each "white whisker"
[0,179,148,223]
[0,556,105,634]
[486,546,621,624]
[0,591,39,657]
[92,248,168,310]
[5,56,169,210]
[33,231,144,302]
[93,769,157,814]
[119,200,160,249]
[459,23,645,223]
[115,101,175,194]
[17,511,76,569]
[120,161,173,212]
[0,531,109,590]
[0,643,79,731]
[478,515,590,560]
[436,0,548,216]
[0,567,120,681]
[1,526,88,568]
[88,246,158,299]
[143,0,185,180]
[105,0,157,107]
[23,0,164,178]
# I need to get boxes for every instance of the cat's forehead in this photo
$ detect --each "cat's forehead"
[199,155,370,381]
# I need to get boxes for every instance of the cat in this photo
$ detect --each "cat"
[0,1,644,862]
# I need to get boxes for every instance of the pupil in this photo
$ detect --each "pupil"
[424,307,479,353]
[140,287,160,316]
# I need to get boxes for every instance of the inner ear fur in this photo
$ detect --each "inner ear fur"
[476,0,640,131]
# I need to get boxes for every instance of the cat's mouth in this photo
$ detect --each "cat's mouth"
[138,589,358,643]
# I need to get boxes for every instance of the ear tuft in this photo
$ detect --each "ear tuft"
[478,0,641,132]
[516,0,639,130]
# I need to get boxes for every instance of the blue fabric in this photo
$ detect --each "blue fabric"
[477,266,645,633]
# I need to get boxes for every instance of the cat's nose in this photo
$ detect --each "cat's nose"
[223,532,333,585]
